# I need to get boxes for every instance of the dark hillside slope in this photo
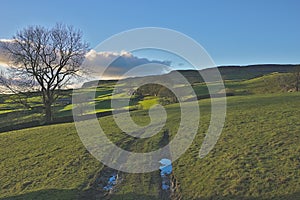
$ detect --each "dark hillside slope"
[83,64,298,87]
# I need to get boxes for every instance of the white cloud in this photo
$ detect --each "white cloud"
[0,40,12,67]
[84,50,172,79]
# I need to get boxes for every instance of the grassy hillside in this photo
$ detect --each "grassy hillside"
[1,64,298,130]
[0,123,103,199]
[189,72,295,100]
[0,72,295,130]
[173,93,300,199]
[1,92,300,199]
[124,64,298,85]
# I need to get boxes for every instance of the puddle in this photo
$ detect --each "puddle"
[159,158,173,190]
[103,174,118,191]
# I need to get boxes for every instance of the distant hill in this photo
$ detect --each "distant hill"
[83,64,298,87]
[167,64,298,84]
[82,79,118,88]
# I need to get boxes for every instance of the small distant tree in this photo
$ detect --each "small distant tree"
[136,84,162,97]
[294,65,300,92]
[277,65,300,92]
[135,84,178,106]
[158,86,178,105]
[0,24,89,122]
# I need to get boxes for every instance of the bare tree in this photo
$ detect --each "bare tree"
[0,24,89,122]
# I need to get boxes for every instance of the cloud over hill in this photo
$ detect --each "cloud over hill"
[84,50,172,79]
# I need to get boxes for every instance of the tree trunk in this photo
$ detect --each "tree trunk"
[45,102,53,123]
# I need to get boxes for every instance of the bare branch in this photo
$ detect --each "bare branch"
[1,24,89,122]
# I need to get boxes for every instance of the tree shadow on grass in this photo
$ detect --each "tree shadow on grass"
[180,192,300,200]
[1,189,300,200]
[0,189,78,200]
[103,192,160,200]
[0,189,159,200]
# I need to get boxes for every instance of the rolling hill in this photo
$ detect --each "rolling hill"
[1,92,300,199]
[1,64,300,199]
[82,64,298,87]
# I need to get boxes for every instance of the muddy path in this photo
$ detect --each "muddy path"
[78,139,137,200]
[158,129,182,200]
[78,129,182,200]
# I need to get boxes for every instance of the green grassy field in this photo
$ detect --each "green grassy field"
[173,93,300,199]
[0,123,103,199]
[1,92,300,199]
[0,72,293,130]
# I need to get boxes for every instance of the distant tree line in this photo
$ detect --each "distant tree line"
[135,84,178,105]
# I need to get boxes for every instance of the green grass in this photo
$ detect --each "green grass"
[138,97,159,110]
[191,72,293,97]
[1,92,300,199]
[0,72,294,129]
[224,72,290,95]
[1,71,300,199]
[0,86,115,127]
[0,123,103,199]
[173,93,300,199]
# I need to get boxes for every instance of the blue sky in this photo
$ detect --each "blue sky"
[0,0,300,66]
